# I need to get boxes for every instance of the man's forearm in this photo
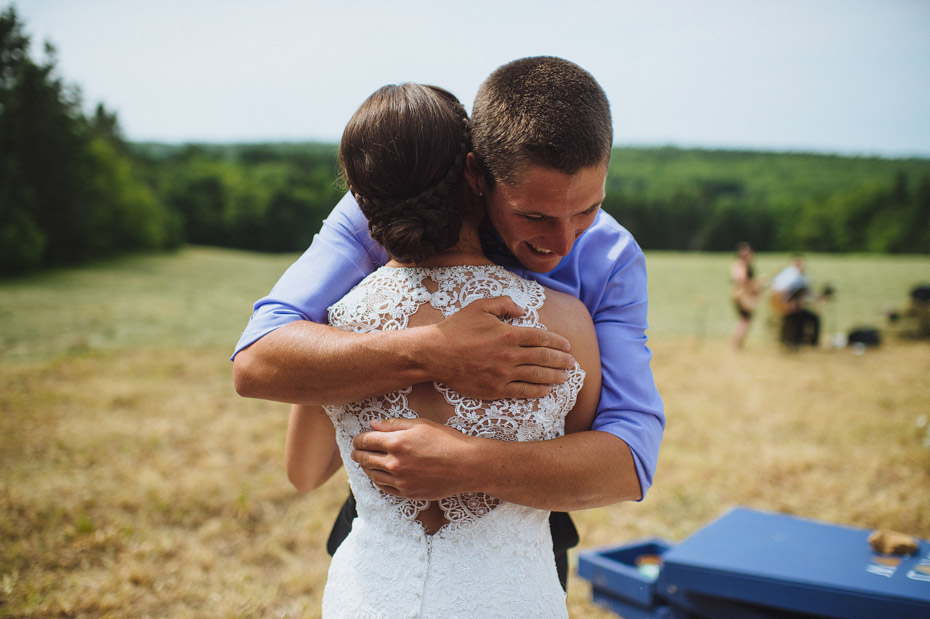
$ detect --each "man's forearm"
[466,430,642,511]
[234,321,430,406]
[234,298,575,407]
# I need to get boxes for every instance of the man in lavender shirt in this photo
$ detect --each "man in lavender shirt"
[233,56,664,586]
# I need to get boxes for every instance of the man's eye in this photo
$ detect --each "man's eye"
[521,214,544,221]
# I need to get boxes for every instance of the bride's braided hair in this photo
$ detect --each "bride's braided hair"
[339,84,472,264]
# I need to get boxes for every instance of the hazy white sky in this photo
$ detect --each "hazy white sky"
[13,0,930,156]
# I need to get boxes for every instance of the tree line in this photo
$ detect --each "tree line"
[1,6,928,274]
[131,142,343,254]
[1,7,180,273]
[602,148,930,253]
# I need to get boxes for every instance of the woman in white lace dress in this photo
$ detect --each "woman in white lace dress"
[285,83,601,618]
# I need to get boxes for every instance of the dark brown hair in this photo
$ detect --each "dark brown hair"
[471,56,612,188]
[339,83,470,264]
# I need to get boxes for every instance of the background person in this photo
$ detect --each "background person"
[730,241,761,350]
[771,255,822,346]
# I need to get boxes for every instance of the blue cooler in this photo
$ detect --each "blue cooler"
[578,538,677,617]
[657,507,930,618]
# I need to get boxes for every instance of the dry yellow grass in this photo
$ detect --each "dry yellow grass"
[2,248,928,616]
[2,336,928,617]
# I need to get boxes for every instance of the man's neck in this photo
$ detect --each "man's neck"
[478,218,521,269]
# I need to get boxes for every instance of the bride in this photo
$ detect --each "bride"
[285,82,601,618]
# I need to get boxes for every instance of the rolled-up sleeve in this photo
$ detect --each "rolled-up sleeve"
[588,242,665,498]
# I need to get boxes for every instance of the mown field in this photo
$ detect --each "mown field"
[1,247,929,618]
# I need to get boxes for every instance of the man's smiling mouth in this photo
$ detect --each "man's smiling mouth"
[527,242,553,255]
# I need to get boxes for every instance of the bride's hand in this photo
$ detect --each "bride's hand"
[423,296,574,400]
[352,418,480,500]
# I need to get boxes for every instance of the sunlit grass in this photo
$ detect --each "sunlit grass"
[0,247,296,362]
[1,247,928,617]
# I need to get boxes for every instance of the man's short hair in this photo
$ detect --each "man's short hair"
[471,56,613,188]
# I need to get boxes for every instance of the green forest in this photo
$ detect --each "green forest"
[2,6,929,274]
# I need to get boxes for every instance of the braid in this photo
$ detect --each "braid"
[352,113,471,264]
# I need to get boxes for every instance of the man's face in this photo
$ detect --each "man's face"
[483,162,607,273]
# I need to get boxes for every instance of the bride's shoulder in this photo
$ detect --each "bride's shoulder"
[537,286,595,343]
[539,285,588,316]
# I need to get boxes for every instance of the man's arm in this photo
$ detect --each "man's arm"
[233,192,574,406]
[582,235,665,498]
[469,430,644,508]
[235,296,575,406]
[354,419,640,510]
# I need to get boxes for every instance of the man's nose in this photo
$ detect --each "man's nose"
[548,222,578,256]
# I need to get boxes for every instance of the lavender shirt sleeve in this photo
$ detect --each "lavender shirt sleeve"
[584,238,664,498]
[231,193,387,357]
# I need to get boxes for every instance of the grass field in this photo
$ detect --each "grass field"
[1,246,929,617]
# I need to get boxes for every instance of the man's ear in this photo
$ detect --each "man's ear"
[464,153,487,196]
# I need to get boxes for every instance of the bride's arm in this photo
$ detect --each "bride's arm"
[285,404,342,492]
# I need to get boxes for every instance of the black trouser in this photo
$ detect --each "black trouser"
[326,494,579,591]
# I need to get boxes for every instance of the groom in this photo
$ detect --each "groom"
[233,56,665,587]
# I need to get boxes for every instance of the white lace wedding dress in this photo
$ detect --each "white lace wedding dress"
[320,265,585,618]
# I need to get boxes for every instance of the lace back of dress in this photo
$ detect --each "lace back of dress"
[324,266,584,536]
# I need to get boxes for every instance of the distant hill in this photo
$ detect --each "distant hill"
[605,146,929,206]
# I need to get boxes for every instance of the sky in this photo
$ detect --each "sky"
[12,0,930,157]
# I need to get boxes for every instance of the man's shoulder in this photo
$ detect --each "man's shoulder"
[536,210,645,302]
[591,208,636,236]
[571,210,643,265]
[328,192,366,226]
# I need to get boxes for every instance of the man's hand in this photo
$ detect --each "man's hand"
[425,296,574,400]
[352,418,477,500]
